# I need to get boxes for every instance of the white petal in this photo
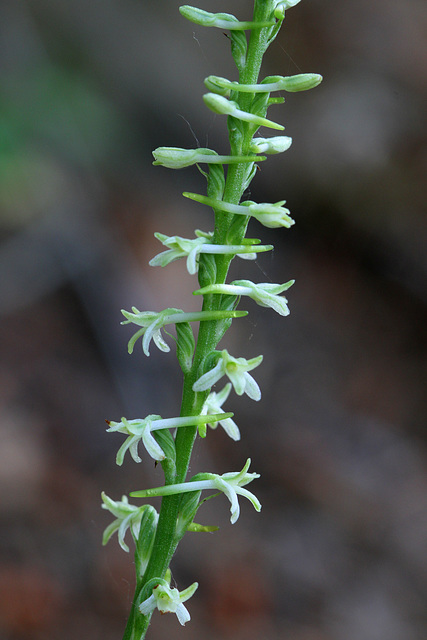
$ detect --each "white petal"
[141,427,166,461]
[219,416,240,441]
[226,368,246,395]
[175,603,191,626]
[192,359,225,392]
[139,594,156,616]
[243,372,261,401]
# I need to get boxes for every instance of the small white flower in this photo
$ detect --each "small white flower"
[101,492,157,553]
[149,233,207,274]
[107,413,236,464]
[150,231,273,274]
[182,192,295,230]
[121,308,178,356]
[131,459,261,525]
[193,349,263,401]
[246,200,295,229]
[106,415,166,464]
[201,384,240,440]
[194,279,294,316]
[139,580,198,626]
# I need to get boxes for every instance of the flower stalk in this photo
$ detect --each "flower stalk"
[100,2,322,638]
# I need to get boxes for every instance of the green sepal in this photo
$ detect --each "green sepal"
[135,505,158,578]
[176,321,195,373]
[187,522,219,533]
[230,30,247,74]
[198,253,217,288]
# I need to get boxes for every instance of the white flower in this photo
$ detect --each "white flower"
[245,200,295,229]
[121,308,177,356]
[107,413,236,464]
[182,192,295,230]
[200,384,240,440]
[106,415,167,464]
[150,231,273,274]
[131,459,261,525]
[193,349,263,401]
[101,492,157,553]
[139,580,198,626]
[194,279,294,316]
[122,307,247,355]
[149,233,207,274]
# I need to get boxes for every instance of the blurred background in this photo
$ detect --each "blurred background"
[1,0,426,638]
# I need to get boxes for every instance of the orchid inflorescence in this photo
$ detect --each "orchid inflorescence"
[101,2,321,637]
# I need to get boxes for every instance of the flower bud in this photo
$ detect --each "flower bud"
[276,73,323,92]
[250,136,292,154]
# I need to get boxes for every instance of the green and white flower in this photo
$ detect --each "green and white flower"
[194,279,294,316]
[203,93,284,131]
[107,413,235,464]
[152,146,263,168]
[149,231,273,275]
[249,136,292,154]
[274,0,303,19]
[131,459,261,525]
[101,492,158,553]
[139,579,198,626]
[193,349,263,401]
[182,192,295,229]
[179,6,274,30]
[200,384,240,440]
[121,307,248,356]
[205,73,322,95]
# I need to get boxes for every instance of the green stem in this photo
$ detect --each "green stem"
[124,2,277,638]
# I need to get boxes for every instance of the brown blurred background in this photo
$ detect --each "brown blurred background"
[1,0,426,638]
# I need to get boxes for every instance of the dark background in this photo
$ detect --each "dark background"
[1,1,426,639]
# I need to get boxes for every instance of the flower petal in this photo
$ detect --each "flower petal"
[242,372,262,401]
[192,359,224,392]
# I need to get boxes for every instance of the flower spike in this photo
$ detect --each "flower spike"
[131,459,261,524]
[193,349,263,400]
[194,279,295,317]
[139,579,198,626]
